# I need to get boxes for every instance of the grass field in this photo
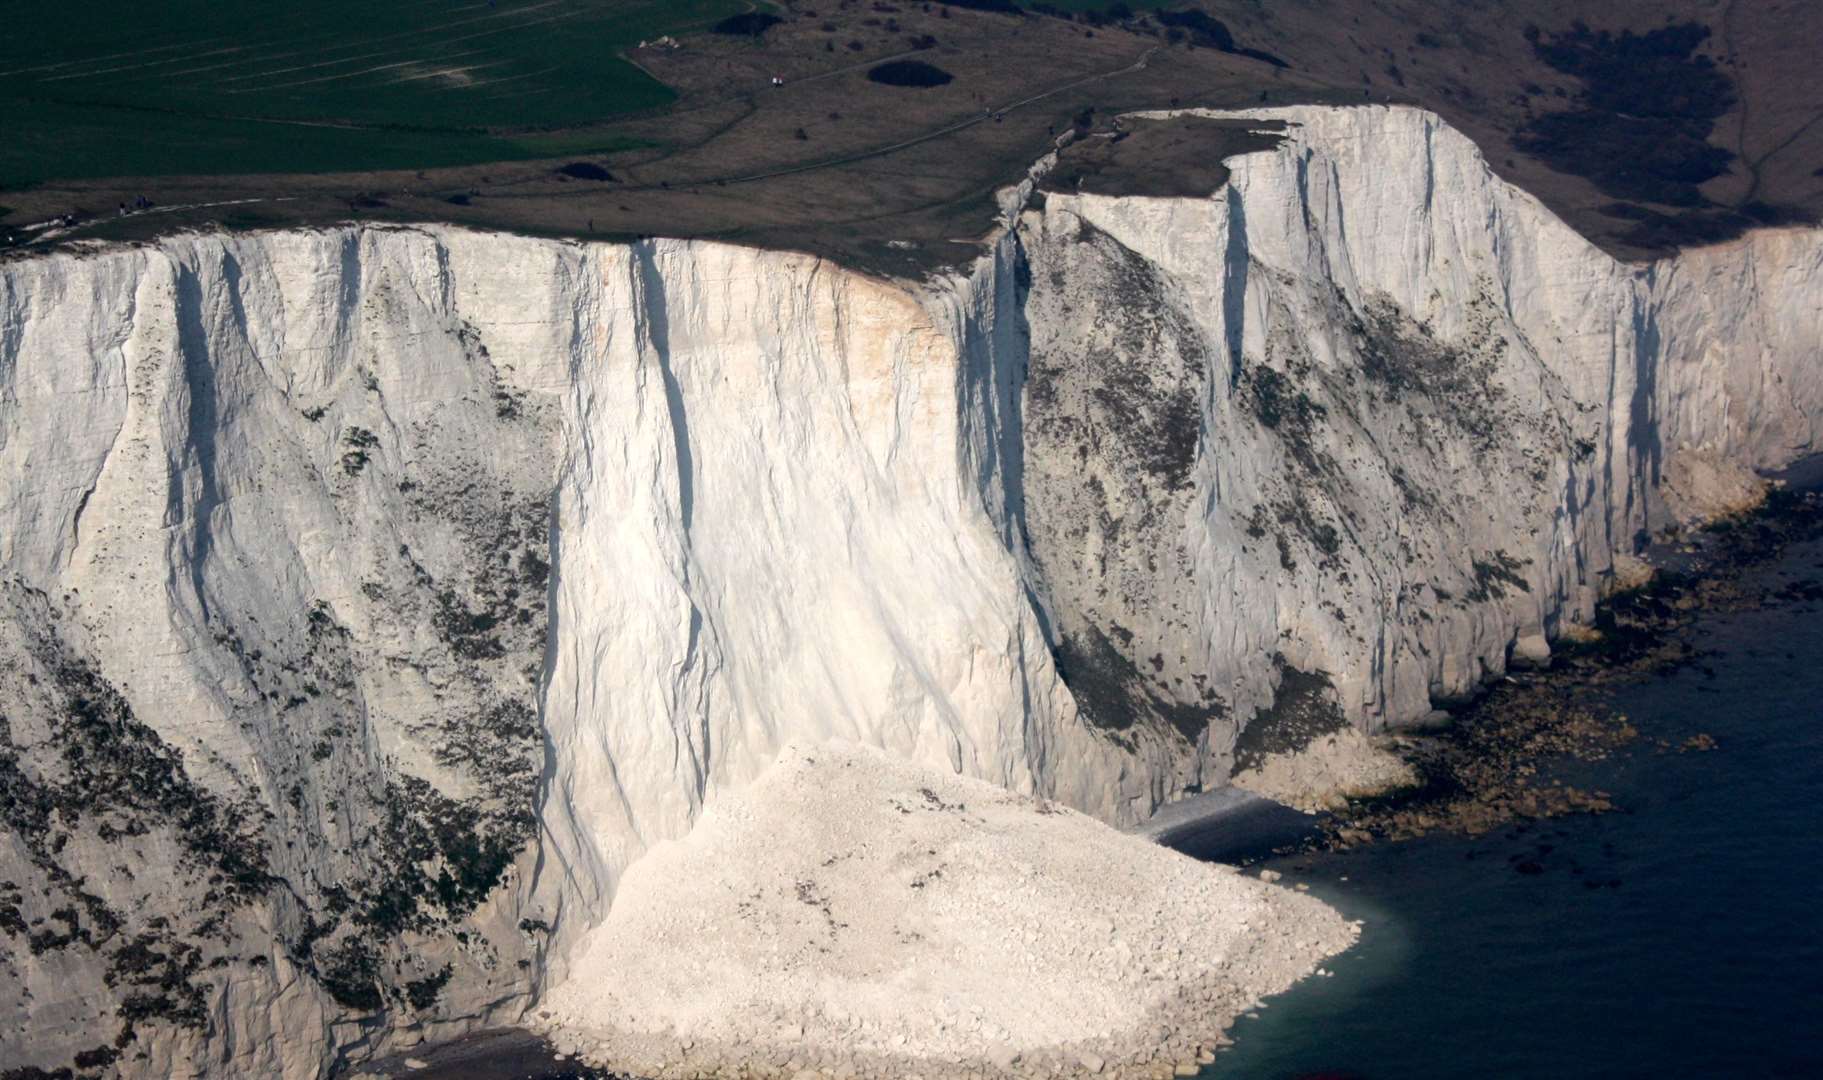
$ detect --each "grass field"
[0,0,744,186]
[3,1,1816,268]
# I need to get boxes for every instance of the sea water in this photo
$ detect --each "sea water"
[370,538,1823,1080]
[1202,537,1823,1080]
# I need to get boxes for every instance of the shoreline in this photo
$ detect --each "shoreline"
[1129,785,1322,865]
[1215,523,1823,1078]
[352,467,1823,1080]
[1302,457,1823,851]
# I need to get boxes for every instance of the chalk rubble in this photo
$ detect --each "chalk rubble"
[537,743,1357,1079]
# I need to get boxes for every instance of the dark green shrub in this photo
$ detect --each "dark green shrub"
[868,60,954,87]
[712,12,783,36]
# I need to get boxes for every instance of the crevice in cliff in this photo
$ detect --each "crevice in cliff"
[1629,300,1668,539]
[633,242,695,540]
[630,240,713,806]
[173,261,225,627]
[1221,185,1250,389]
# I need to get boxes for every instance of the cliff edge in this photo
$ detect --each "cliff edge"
[0,105,1817,1076]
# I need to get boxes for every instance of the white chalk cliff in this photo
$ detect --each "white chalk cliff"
[0,105,1817,1076]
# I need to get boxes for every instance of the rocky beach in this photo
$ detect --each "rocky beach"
[1306,472,1823,854]
[1215,504,1823,1079]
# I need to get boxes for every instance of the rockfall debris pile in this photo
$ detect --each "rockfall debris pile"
[538,743,1357,1079]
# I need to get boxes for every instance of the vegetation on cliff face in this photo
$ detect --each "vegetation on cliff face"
[1232,659,1348,773]
[0,274,560,1069]
[0,585,274,1054]
[1020,217,1224,749]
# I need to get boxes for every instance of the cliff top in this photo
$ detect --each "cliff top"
[3,2,1820,274]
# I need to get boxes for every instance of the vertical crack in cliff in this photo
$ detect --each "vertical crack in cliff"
[631,240,713,804]
[173,262,224,627]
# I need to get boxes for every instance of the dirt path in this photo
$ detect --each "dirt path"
[1719,0,1820,211]
[1741,109,1823,208]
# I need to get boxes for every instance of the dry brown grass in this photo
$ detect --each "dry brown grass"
[5,1,1818,270]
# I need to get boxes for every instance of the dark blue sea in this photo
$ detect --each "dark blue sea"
[1206,536,1823,1080]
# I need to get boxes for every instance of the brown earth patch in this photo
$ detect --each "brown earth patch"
[6,2,1819,271]
[1039,114,1286,199]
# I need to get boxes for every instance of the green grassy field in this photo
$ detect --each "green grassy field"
[0,0,744,186]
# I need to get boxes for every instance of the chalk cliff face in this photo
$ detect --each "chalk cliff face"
[0,105,1817,1075]
[0,230,567,1076]
[1018,106,1823,784]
